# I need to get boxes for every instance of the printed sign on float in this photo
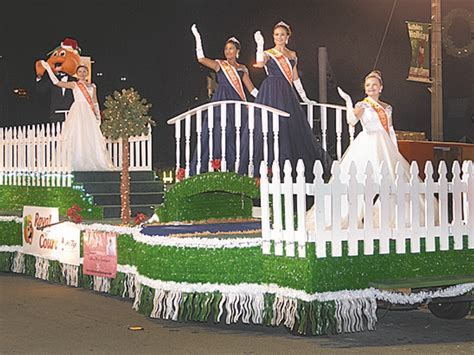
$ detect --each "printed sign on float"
[22,206,59,258]
[22,206,80,265]
[83,229,118,278]
[47,221,81,266]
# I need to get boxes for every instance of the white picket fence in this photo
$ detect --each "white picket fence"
[0,122,152,187]
[167,100,351,178]
[259,159,474,258]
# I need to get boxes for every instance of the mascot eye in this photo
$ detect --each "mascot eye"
[52,51,58,57]
[59,50,66,57]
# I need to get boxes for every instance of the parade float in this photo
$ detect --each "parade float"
[1,93,472,336]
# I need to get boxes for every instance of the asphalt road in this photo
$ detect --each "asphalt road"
[1,273,473,354]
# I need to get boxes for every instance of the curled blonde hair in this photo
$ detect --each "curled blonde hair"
[365,70,383,85]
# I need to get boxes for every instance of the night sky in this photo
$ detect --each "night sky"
[1,0,473,167]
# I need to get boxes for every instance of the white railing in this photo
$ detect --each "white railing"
[301,102,354,160]
[259,159,473,258]
[0,122,153,186]
[167,100,290,178]
[167,100,352,179]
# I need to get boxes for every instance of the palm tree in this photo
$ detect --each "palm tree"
[101,88,154,224]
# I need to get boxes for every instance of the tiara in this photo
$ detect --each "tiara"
[226,37,240,45]
[275,21,291,32]
[366,70,382,81]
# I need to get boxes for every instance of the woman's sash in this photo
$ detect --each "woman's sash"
[364,97,390,134]
[216,60,246,101]
[265,48,293,84]
[76,82,96,113]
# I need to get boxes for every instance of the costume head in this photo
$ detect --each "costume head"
[35,38,82,77]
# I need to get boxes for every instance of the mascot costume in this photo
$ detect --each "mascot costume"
[35,38,81,122]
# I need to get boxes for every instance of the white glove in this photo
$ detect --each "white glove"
[93,103,101,120]
[191,24,204,59]
[337,86,358,126]
[41,60,59,85]
[293,78,316,104]
[250,88,258,98]
[254,31,264,62]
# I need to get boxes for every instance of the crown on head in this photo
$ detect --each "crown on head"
[275,21,291,34]
[226,37,241,45]
[365,70,383,83]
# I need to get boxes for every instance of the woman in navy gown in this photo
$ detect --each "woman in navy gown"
[189,24,258,175]
[239,21,332,179]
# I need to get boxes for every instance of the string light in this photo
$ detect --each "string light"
[101,88,155,224]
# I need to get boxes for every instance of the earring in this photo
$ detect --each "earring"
[236,53,239,59]
[285,38,289,45]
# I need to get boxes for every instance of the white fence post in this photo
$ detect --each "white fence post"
[462,161,474,249]
[283,160,295,257]
[271,160,283,256]
[260,162,271,254]
[451,161,464,250]
[438,161,449,251]
[295,160,307,257]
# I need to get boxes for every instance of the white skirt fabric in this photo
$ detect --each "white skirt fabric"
[62,101,115,171]
[306,130,436,230]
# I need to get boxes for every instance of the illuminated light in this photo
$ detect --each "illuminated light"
[120,77,127,81]
[96,72,104,76]
[13,88,28,96]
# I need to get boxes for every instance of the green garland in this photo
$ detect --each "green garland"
[0,252,12,272]
[1,223,473,294]
[156,172,259,222]
[0,185,103,220]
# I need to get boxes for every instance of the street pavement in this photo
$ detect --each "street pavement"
[1,273,473,354]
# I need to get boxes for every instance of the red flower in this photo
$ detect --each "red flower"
[134,213,147,225]
[176,168,185,181]
[255,177,261,188]
[66,204,82,223]
[211,159,221,171]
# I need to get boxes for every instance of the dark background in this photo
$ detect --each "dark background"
[1,0,472,167]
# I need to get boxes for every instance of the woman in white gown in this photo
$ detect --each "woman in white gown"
[306,70,429,230]
[41,61,114,171]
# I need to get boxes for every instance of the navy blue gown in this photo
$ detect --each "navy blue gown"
[239,55,332,180]
[190,65,247,175]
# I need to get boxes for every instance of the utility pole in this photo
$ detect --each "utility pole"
[318,47,327,104]
[431,0,443,141]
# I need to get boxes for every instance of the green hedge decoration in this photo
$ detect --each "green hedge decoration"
[156,172,259,222]
[0,221,21,246]
[0,185,103,220]
[1,222,473,294]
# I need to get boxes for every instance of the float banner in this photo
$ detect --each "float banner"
[48,222,81,266]
[22,206,59,258]
[407,21,431,83]
[83,230,118,278]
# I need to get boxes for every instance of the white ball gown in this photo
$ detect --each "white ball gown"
[306,96,435,230]
[61,83,115,171]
